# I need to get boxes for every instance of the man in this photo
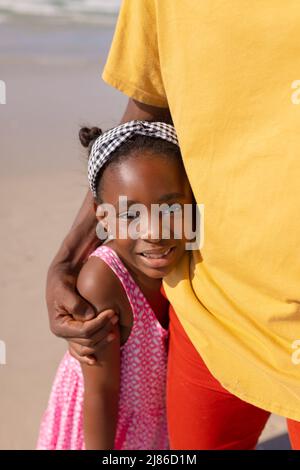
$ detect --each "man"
[47,0,300,448]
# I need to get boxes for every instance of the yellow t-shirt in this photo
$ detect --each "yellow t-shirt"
[102,0,300,419]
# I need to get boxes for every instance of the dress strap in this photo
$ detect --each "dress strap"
[88,245,151,321]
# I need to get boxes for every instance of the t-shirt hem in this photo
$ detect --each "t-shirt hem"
[102,69,169,108]
[220,381,300,422]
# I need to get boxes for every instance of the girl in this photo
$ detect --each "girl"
[37,120,194,450]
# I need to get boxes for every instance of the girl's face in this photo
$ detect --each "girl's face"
[97,151,194,281]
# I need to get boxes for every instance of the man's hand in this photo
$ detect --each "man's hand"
[68,312,118,366]
[46,261,119,365]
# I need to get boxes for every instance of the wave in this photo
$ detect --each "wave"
[0,0,121,23]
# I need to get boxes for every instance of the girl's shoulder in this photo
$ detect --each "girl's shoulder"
[77,247,129,318]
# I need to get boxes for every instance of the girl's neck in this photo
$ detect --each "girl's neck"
[124,257,162,294]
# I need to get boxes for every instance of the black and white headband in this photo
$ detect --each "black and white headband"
[88,120,179,198]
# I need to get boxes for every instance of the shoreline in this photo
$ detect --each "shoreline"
[0,11,118,27]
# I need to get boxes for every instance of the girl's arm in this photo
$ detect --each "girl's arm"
[77,256,122,449]
[81,329,120,449]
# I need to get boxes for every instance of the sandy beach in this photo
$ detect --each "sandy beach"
[0,15,289,450]
[0,16,126,449]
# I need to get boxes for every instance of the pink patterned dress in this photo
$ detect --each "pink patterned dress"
[37,245,169,450]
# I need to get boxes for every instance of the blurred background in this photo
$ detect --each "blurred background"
[0,0,289,450]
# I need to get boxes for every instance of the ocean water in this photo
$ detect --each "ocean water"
[0,0,121,24]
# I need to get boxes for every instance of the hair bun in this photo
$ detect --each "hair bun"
[79,126,102,149]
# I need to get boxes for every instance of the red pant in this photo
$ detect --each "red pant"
[167,306,300,450]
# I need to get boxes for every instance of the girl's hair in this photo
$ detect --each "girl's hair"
[79,124,182,202]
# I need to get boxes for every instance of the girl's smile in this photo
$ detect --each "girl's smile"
[136,245,177,269]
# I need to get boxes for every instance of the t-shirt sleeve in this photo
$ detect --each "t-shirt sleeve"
[102,0,168,108]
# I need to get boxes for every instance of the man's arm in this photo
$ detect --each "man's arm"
[121,99,172,124]
[46,98,171,364]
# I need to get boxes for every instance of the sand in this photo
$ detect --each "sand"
[0,17,289,449]
[0,17,126,449]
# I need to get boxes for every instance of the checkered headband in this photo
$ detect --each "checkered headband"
[88,120,179,198]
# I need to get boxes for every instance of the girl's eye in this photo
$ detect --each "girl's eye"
[118,211,140,220]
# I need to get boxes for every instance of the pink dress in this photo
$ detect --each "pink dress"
[37,246,169,450]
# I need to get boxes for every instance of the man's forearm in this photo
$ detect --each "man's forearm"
[121,98,172,124]
[49,189,98,274]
